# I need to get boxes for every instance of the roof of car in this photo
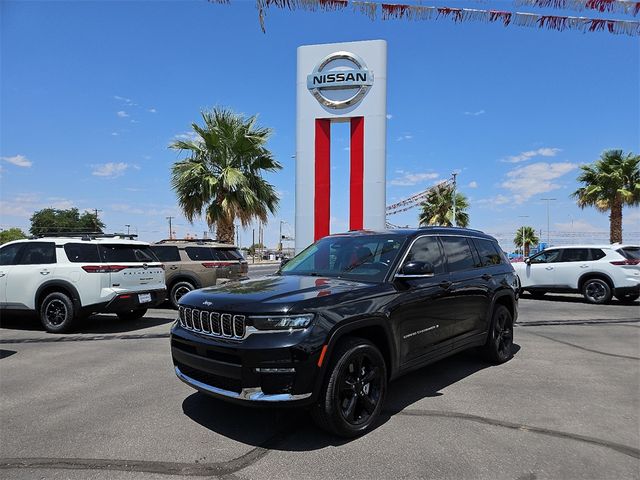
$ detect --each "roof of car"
[542,244,636,250]
[5,237,150,246]
[329,227,495,240]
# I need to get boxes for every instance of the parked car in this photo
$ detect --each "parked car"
[513,244,640,304]
[150,239,248,308]
[170,227,519,437]
[0,235,166,332]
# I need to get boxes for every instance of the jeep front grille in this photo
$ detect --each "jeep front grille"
[178,306,245,339]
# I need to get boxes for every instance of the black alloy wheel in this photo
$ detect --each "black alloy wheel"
[312,338,387,438]
[582,278,612,304]
[40,292,76,333]
[170,281,194,309]
[482,305,514,364]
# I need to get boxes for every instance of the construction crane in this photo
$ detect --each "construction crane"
[386,179,453,217]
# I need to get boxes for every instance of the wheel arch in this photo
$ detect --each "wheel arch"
[35,280,82,311]
[577,272,614,292]
[168,273,202,291]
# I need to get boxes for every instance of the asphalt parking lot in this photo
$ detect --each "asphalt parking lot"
[1,280,638,479]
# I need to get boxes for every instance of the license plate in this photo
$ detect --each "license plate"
[138,293,152,304]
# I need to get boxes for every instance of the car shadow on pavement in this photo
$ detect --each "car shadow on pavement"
[520,293,638,306]
[0,311,175,334]
[181,344,521,451]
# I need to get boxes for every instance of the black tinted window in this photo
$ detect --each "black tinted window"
[560,248,590,262]
[474,238,502,267]
[0,243,24,266]
[99,244,157,263]
[151,246,181,262]
[185,247,214,261]
[18,242,56,265]
[441,237,475,272]
[590,249,607,261]
[618,247,640,260]
[530,250,561,264]
[213,248,244,261]
[405,236,444,274]
[64,243,100,262]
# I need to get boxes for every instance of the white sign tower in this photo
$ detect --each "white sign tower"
[295,40,387,253]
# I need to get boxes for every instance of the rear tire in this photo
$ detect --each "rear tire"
[582,278,612,304]
[170,281,194,309]
[311,338,387,438]
[615,293,639,304]
[117,308,147,321]
[40,292,76,333]
[481,305,514,364]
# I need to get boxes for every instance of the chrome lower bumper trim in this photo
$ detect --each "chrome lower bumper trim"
[174,366,312,402]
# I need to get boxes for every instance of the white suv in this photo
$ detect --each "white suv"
[513,245,640,304]
[0,236,166,332]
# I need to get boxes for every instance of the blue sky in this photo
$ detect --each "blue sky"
[1,0,638,250]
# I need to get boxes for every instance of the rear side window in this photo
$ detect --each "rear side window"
[185,247,214,261]
[440,236,475,272]
[590,249,607,261]
[18,242,56,265]
[213,248,244,261]
[473,238,502,267]
[405,236,445,275]
[618,247,640,260]
[151,245,181,262]
[0,243,24,266]
[560,248,590,262]
[99,244,157,263]
[64,243,100,262]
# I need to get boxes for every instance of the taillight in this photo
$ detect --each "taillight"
[610,259,640,266]
[81,265,128,273]
[202,262,226,268]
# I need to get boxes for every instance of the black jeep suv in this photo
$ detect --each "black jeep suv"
[170,228,519,437]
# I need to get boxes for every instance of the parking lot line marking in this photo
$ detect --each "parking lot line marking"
[526,332,640,360]
[395,409,640,459]
[0,333,170,344]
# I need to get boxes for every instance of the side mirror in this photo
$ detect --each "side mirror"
[396,261,435,278]
[280,257,290,268]
[524,257,531,265]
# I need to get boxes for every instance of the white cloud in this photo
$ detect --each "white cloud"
[114,95,137,106]
[111,203,145,215]
[396,134,413,142]
[1,154,32,167]
[111,132,119,136]
[390,171,439,186]
[501,162,577,204]
[92,162,129,178]
[464,110,485,116]
[468,181,478,188]
[503,147,561,164]
[476,194,511,207]
[116,111,129,118]
[148,108,157,113]
[386,114,393,120]
[554,220,600,232]
[47,197,75,210]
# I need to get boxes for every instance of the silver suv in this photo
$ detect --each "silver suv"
[150,239,248,308]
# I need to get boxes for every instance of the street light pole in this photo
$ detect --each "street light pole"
[451,172,458,227]
[125,224,130,235]
[540,198,556,246]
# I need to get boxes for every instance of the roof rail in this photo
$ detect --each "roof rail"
[155,238,220,244]
[34,232,138,240]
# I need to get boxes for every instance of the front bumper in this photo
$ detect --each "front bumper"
[170,323,323,405]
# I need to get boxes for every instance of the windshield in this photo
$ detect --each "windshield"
[280,235,406,282]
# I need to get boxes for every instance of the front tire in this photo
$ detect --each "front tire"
[311,338,387,438]
[170,281,194,309]
[117,308,147,321]
[482,305,514,364]
[40,292,76,333]
[582,278,612,304]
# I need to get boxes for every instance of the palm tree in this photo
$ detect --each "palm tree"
[418,183,470,227]
[571,150,639,244]
[169,108,282,244]
[514,226,539,257]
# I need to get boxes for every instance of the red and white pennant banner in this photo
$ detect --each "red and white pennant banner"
[237,0,640,35]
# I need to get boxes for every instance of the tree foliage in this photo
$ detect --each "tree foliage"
[418,183,470,228]
[571,149,639,244]
[514,226,540,257]
[169,107,281,244]
[0,228,27,244]
[29,208,105,236]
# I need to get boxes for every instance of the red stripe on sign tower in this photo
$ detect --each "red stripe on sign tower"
[350,116,364,231]
[314,119,331,240]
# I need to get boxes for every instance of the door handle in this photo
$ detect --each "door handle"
[40,270,50,275]
[481,274,492,281]
[580,265,589,269]
[0,272,5,278]
[439,280,452,290]
[545,267,554,270]
[169,266,179,270]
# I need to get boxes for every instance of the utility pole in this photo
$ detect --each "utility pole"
[451,172,458,228]
[125,224,130,235]
[540,198,556,247]
[252,228,255,264]
[518,215,530,257]
[166,217,174,239]
[93,209,102,232]
[279,220,283,252]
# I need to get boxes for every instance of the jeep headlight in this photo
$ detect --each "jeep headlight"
[250,314,314,331]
